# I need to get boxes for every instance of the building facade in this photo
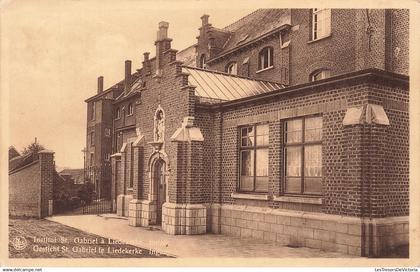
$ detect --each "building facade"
[85,9,409,257]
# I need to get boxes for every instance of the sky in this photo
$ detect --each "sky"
[2,0,255,169]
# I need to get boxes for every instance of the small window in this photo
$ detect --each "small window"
[90,102,95,121]
[115,107,121,119]
[90,132,95,146]
[284,116,323,195]
[257,47,273,71]
[105,128,111,137]
[310,69,330,82]
[312,8,331,41]
[105,153,110,162]
[90,153,94,166]
[199,54,206,69]
[128,103,133,116]
[226,62,237,75]
[239,124,269,193]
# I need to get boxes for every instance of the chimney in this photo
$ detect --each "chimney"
[97,76,104,94]
[143,52,151,75]
[201,14,209,26]
[155,21,170,77]
[124,60,132,92]
[157,21,169,41]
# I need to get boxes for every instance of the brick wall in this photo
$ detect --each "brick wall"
[9,151,55,218]
[198,71,408,218]
[9,161,41,217]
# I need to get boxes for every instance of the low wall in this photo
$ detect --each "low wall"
[210,204,408,257]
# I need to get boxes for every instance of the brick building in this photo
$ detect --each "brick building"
[84,9,409,256]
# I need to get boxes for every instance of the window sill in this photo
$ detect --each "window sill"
[256,66,274,74]
[231,192,268,201]
[307,34,332,44]
[273,195,322,205]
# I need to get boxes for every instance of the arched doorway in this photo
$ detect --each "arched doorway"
[153,158,166,225]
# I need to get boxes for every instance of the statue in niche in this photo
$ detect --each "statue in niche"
[154,109,164,142]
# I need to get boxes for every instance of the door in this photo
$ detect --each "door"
[154,159,166,225]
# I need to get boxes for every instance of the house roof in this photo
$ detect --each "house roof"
[9,146,20,160]
[182,66,284,102]
[59,169,85,184]
[210,9,291,62]
[9,152,38,173]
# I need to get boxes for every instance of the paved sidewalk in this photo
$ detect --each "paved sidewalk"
[48,214,352,258]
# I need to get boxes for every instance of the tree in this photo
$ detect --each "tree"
[21,139,45,155]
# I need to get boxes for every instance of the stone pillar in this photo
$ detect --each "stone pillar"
[163,117,207,235]
[110,153,121,213]
[38,150,55,218]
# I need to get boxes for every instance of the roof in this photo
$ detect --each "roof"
[115,73,143,102]
[9,146,20,160]
[177,45,197,67]
[59,168,85,184]
[9,152,38,173]
[182,66,284,103]
[219,9,291,56]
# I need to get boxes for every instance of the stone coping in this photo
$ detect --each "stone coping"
[273,195,322,205]
[231,193,269,201]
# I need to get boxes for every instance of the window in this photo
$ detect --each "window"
[284,116,323,195]
[257,47,273,71]
[104,153,110,161]
[239,124,269,193]
[115,107,121,119]
[129,144,134,188]
[128,103,133,116]
[312,8,331,41]
[90,102,95,121]
[310,69,331,82]
[199,54,206,69]
[90,153,94,166]
[90,132,95,146]
[105,128,111,137]
[226,62,237,75]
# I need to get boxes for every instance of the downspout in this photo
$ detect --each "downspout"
[218,109,223,233]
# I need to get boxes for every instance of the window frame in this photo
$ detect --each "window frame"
[238,123,269,194]
[90,102,96,121]
[310,69,331,82]
[90,131,95,147]
[127,103,134,116]
[283,115,323,196]
[311,8,331,41]
[199,54,206,69]
[226,62,238,75]
[115,107,121,120]
[257,47,274,72]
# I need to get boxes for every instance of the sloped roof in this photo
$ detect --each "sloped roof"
[59,168,84,184]
[177,45,197,67]
[219,9,291,56]
[9,146,20,160]
[115,73,142,101]
[9,152,38,173]
[182,66,284,102]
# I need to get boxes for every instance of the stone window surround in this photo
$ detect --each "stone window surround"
[231,192,322,205]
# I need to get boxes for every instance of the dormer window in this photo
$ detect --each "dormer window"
[310,69,331,82]
[199,54,206,69]
[257,47,273,72]
[226,62,238,75]
[128,103,133,116]
[312,8,331,41]
[115,107,121,120]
